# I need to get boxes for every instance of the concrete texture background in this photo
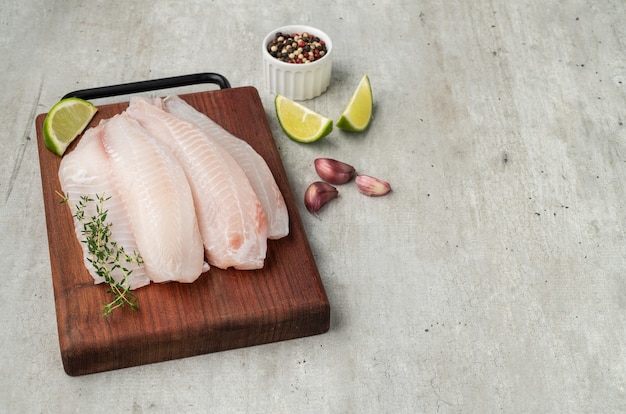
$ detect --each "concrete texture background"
[1,0,625,412]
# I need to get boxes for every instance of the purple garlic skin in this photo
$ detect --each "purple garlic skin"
[304,181,339,215]
[314,158,356,185]
[355,174,392,197]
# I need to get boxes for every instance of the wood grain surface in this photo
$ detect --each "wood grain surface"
[35,86,330,376]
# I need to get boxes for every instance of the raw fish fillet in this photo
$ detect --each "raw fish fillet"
[126,98,268,270]
[162,95,289,239]
[58,124,150,290]
[101,113,206,283]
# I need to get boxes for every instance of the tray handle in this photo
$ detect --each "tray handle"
[62,72,231,100]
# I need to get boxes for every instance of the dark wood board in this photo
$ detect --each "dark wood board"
[35,86,330,376]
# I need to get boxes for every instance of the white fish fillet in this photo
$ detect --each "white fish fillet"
[126,98,268,270]
[58,124,150,290]
[162,95,289,239]
[101,113,206,283]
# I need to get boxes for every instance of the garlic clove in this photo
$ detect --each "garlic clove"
[314,158,356,185]
[304,181,339,216]
[355,174,392,197]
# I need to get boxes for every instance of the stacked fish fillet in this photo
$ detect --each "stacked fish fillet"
[58,95,289,290]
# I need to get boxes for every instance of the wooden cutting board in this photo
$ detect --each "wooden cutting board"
[35,86,330,376]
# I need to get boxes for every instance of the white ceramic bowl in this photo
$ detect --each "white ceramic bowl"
[262,25,333,101]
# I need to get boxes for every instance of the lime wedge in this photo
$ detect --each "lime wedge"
[336,74,373,132]
[275,94,333,143]
[43,98,98,156]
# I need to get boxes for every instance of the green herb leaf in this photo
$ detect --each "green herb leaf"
[57,191,141,316]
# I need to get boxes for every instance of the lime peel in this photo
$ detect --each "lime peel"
[43,97,98,156]
[336,74,373,132]
[275,95,333,143]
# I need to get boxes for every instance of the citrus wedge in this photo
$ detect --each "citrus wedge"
[275,94,333,143]
[43,97,98,156]
[336,74,373,132]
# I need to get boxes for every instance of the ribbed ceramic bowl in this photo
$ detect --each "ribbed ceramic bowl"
[262,25,333,101]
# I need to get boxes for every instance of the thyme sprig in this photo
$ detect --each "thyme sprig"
[57,191,142,316]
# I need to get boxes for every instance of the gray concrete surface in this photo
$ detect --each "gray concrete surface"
[2,0,625,412]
